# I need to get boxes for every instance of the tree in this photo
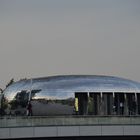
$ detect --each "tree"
[0,88,3,93]
[6,78,14,88]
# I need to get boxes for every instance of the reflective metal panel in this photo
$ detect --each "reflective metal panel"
[2,75,140,116]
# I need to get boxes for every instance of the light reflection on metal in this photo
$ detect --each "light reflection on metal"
[2,75,140,116]
[28,79,33,102]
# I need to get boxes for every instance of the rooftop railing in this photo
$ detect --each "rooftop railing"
[0,115,140,128]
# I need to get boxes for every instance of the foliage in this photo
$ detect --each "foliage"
[6,78,14,88]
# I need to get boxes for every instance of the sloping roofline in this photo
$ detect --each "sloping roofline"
[6,75,140,93]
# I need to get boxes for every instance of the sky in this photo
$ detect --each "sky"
[0,0,140,89]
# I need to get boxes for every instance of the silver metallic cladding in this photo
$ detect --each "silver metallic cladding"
[2,75,140,115]
[4,75,140,96]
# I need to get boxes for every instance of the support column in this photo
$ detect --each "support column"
[137,93,140,115]
[103,93,107,115]
[107,93,112,115]
[135,93,138,115]
[96,93,100,115]
[117,93,120,115]
[100,92,103,115]
[124,93,128,115]
[87,92,89,115]
[113,92,115,115]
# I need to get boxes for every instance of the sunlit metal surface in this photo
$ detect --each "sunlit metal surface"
[2,75,140,116]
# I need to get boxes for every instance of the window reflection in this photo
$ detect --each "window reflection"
[3,89,41,116]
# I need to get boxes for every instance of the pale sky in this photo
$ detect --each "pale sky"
[0,0,140,89]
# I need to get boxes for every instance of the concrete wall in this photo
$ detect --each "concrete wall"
[1,125,140,139]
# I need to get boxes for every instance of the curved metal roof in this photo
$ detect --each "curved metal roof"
[4,75,140,98]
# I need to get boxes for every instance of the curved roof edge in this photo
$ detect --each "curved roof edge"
[4,75,140,93]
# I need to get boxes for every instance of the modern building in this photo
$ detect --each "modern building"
[2,75,140,116]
